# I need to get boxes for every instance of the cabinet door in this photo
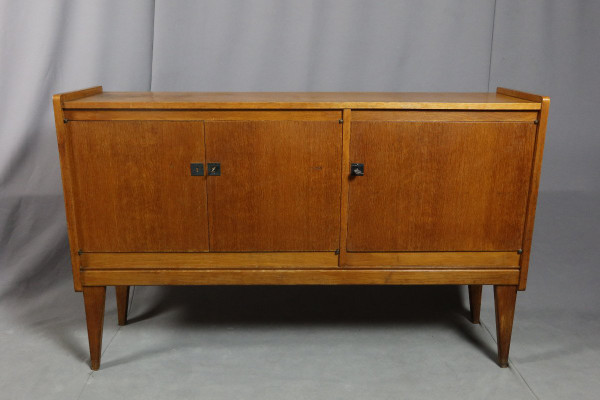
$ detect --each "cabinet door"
[69,121,208,252]
[347,120,536,251]
[205,120,341,251]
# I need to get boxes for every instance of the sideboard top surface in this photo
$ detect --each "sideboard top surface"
[62,91,541,110]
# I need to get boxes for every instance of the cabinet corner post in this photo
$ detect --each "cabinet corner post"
[338,109,352,266]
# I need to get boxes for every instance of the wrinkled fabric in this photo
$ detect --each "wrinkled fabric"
[3,0,599,297]
[0,0,154,295]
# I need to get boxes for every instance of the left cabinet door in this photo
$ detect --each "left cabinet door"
[68,121,209,252]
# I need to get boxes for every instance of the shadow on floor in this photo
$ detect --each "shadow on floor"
[129,285,469,325]
[110,284,498,367]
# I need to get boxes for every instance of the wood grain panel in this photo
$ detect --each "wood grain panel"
[352,111,538,122]
[80,252,338,269]
[347,120,536,251]
[69,121,208,252]
[205,120,342,251]
[62,91,541,110]
[64,110,341,122]
[80,268,520,286]
[345,252,520,268]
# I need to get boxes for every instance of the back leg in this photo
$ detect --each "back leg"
[468,285,482,324]
[116,286,130,326]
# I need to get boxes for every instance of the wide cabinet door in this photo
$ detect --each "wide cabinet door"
[205,119,342,251]
[347,117,537,252]
[69,121,209,252]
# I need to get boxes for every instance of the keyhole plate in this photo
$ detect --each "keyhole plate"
[207,163,221,176]
[190,163,204,176]
[350,163,364,176]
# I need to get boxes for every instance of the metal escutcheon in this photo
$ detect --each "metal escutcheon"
[190,163,204,176]
[350,163,364,176]
[207,163,221,176]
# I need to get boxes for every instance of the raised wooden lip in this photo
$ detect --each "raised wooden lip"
[60,89,542,111]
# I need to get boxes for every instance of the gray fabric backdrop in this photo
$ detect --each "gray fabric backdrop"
[1,0,598,294]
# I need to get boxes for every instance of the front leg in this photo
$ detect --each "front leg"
[494,285,517,368]
[83,286,106,370]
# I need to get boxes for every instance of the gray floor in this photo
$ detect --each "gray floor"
[1,191,599,399]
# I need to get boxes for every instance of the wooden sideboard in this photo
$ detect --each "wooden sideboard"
[53,87,549,370]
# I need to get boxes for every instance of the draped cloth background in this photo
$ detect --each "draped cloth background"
[2,0,599,293]
[1,1,599,398]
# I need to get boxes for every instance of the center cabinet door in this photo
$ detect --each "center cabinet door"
[204,116,342,251]
[347,113,537,252]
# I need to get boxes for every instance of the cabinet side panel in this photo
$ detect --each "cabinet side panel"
[69,121,209,252]
[518,97,550,290]
[53,97,82,291]
[347,120,537,251]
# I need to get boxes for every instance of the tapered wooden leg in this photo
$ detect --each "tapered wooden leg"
[83,286,106,370]
[468,285,482,324]
[494,285,517,368]
[116,286,130,326]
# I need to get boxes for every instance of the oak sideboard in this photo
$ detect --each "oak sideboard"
[53,87,549,370]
